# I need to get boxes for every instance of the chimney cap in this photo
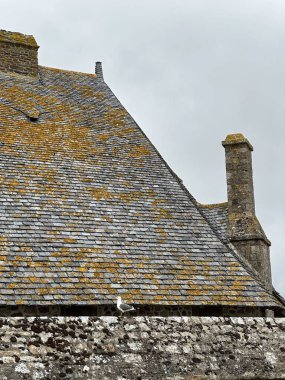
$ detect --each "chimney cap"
[222,133,253,151]
[0,30,38,48]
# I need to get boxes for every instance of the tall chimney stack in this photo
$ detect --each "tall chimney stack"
[0,30,39,77]
[222,133,272,289]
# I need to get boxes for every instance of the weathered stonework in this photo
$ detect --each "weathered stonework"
[0,316,283,379]
[232,239,272,290]
[0,30,39,77]
[222,133,272,289]
[0,304,271,318]
[95,61,104,80]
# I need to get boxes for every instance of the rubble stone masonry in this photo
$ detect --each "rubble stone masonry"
[0,316,283,379]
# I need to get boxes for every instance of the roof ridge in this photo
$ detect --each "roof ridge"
[40,65,96,77]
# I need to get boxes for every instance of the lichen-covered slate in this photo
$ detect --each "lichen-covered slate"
[0,67,280,308]
[199,203,228,243]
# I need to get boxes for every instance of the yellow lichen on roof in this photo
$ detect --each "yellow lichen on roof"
[89,187,113,201]
[129,145,151,158]
[156,227,167,237]
[101,107,128,128]
[0,122,97,160]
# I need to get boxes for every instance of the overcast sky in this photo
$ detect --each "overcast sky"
[1,0,284,296]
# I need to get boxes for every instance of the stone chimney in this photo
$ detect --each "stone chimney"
[222,133,272,289]
[95,61,104,80]
[0,30,39,77]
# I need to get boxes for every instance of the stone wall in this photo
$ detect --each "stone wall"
[0,316,283,379]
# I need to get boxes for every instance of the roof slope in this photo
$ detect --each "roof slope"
[0,67,281,309]
[199,203,228,243]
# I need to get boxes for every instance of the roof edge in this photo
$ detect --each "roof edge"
[40,65,97,78]
[198,202,228,209]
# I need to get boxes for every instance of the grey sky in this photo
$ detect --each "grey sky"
[1,0,284,296]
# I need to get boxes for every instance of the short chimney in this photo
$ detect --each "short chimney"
[95,61,104,80]
[0,30,39,77]
[222,133,272,289]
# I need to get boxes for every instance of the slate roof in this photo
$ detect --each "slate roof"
[199,203,228,243]
[0,65,282,310]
